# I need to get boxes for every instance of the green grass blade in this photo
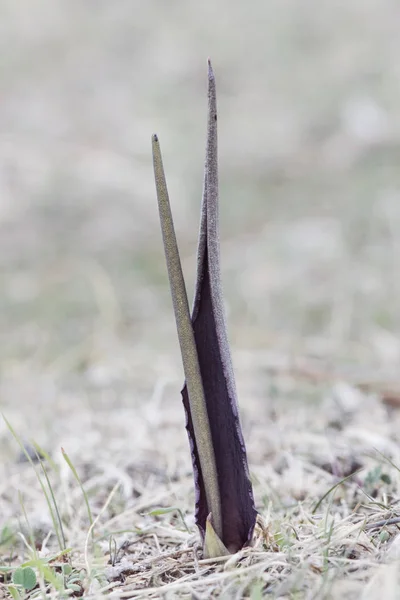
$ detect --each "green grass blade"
[312,468,364,514]
[3,415,65,552]
[61,447,94,535]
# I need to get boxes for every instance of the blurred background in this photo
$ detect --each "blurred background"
[1,0,400,499]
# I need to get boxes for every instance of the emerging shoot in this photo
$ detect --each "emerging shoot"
[152,59,256,557]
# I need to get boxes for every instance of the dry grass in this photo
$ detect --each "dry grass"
[2,1,400,598]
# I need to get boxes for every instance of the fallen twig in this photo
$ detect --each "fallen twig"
[364,516,400,530]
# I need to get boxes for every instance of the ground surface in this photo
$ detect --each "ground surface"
[2,2,400,598]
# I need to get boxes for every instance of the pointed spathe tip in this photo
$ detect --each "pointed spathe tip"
[207,57,215,80]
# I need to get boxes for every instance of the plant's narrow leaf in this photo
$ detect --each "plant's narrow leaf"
[182,59,257,553]
[152,134,223,540]
[61,447,93,530]
[204,514,230,559]
[312,467,364,514]
[7,586,21,600]
[147,506,190,532]
[3,416,66,552]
